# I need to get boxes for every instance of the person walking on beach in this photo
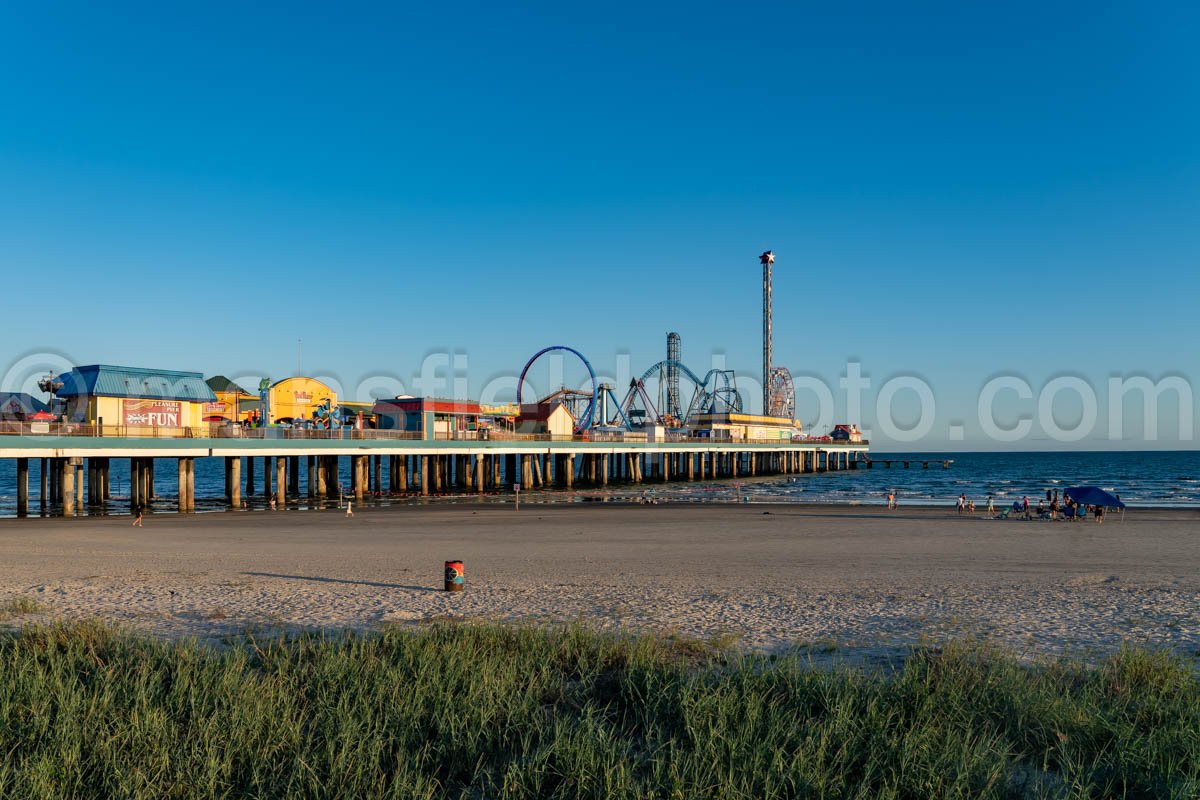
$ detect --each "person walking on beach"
[986,495,995,517]
[1022,496,1030,519]
[957,493,966,514]
[1050,495,1059,521]
[132,505,143,527]
[887,491,896,510]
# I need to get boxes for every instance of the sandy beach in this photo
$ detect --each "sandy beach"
[1,503,1197,660]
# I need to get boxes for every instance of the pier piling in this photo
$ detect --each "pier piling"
[275,457,286,507]
[3,438,869,517]
[62,458,76,517]
[16,458,28,517]
[228,457,241,507]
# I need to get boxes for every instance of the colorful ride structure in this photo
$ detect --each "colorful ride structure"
[640,360,743,427]
[766,366,796,420]
[311,397,342,429]
[517,346,748,433]
[516,346,599,434]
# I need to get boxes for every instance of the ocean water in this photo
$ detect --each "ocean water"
[731,450,1200,508]
[0,450,1196,517]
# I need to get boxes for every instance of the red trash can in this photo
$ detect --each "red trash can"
[444,560,464,592]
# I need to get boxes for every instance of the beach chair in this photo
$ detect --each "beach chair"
[998,507,1011,519]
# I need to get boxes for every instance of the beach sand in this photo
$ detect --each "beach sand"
[1,503,1197,660]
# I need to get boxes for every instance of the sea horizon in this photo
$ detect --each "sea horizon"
[2,449,1197,517]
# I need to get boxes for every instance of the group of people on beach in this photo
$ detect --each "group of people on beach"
[1033,488,1109,522]
[945,489,1113,523]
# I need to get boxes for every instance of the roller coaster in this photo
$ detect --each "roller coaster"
[516,347,746,432]
[516,346,598,433]
[639,360,743,423]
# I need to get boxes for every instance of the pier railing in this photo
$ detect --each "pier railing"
[0,420,866,447]
[0,421,424,441]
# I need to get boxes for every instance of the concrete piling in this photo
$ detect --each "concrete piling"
[16,457,28,517]
[229,456,241,508]
[315,456,327,498]
[178,459,188,513]
[62,458,77,517]
[276,457,287,507]
[186,458,195,512]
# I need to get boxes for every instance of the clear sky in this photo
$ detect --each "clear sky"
[1,2,1197,450]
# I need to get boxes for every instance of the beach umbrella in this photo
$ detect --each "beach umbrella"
[28,410,55,421]
[1064,486,1125,509]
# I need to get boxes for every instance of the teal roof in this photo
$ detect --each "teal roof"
[56,365,217,402]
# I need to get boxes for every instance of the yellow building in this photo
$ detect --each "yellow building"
[267,376,338,424]
[203,376,258,423]
[56,364,215,435]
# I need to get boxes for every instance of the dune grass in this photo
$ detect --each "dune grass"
[0,621,1195,799]
[0,595,42,621]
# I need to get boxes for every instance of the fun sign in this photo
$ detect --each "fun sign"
[122,399,182,427]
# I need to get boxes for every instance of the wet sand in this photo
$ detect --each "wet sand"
[1,503,1197,659]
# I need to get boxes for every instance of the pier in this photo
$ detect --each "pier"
[0,253,873,520]
[862,458,954,469]
[0,429,867,517]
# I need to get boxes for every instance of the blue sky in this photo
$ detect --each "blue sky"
[1,2,1197,449]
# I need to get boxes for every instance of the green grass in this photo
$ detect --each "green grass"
[0,595,42,621]
[0,622,1196,799]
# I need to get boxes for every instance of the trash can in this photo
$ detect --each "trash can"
[444,560,464,592]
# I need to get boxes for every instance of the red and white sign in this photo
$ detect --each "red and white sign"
[123,399,182,427]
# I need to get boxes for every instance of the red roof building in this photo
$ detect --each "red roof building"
[830,424,864,443]
[371,397,496,439]
[516,402,576,436]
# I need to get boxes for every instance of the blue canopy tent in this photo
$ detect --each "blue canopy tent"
[1064,486,1125,508]
[1065,486,1126,522]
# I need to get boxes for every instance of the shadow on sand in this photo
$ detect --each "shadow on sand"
[242,572,438,592]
